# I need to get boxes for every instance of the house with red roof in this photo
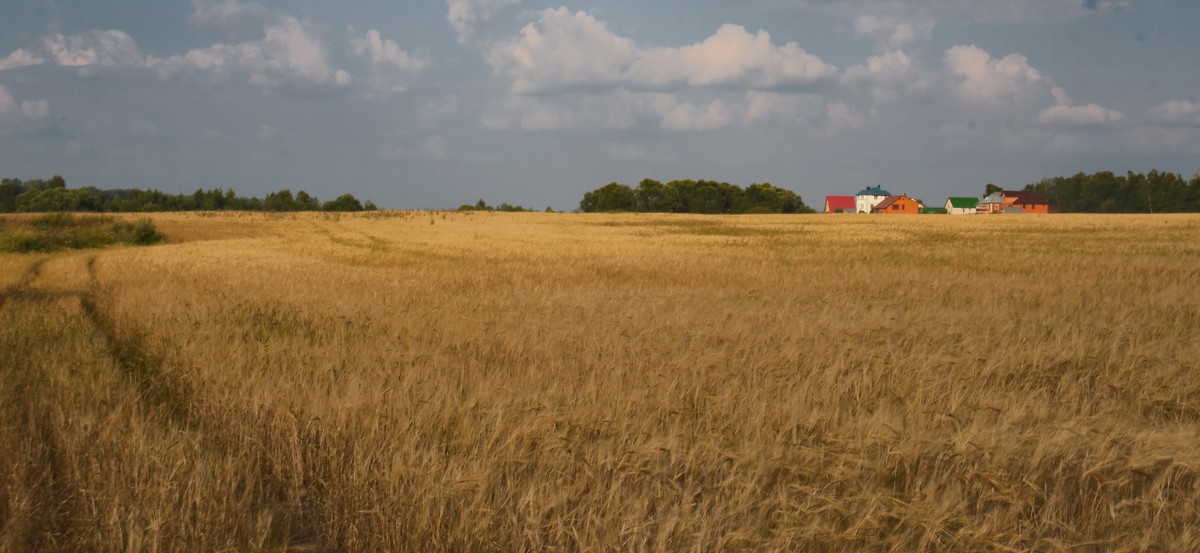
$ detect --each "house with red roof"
[823,195,857,213]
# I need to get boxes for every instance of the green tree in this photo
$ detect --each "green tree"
[984,183,1002,197]
[580,182,636,212]
[323,193,363,212]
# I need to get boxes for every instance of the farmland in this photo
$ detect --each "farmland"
[2,211,1199,552]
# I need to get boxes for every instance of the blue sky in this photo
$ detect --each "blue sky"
[1,0,1198,209]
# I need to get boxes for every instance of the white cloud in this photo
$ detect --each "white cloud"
[853,15,933,51]
[487,9,636,94]
[825,100,866,131]
[744,91,825,123]
[840,50,926,104]
[660,99,736,131]
[487,9,836,94]
[351,30,431,95]
[1037,103,1124,127]
[157,16,351,94]
[0,15,352,96]
[943,44,1045,106]
[0,30,144,70]
[447,0,521,45]
[1146,100,1200,126]
[0,85,49,134]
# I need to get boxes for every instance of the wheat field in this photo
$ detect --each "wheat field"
[2,211,1198,552]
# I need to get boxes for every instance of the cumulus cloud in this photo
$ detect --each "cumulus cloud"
[853,15,933,51]
[744,91,825,124]
[0,85,49,134]
[1145,100,1200,126]
[0,29,144,70]
[447,0,521,45]
[1037,103,1124,127]
[351,30,431,95]
[156,16,351,94]
[487,9,635,94]
[0,2,353,96]
[487,9,836,94]
[660,99,736,131]
[943,44,1045,106]
[840,50,927,104]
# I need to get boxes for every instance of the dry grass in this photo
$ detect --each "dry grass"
[2,211,1199,552]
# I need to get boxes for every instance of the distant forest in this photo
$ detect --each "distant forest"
[1023,170,1200,213]
[579,179,816,214]
[0,176,376,213]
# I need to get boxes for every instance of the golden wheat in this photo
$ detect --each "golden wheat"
[2,211,1198,552]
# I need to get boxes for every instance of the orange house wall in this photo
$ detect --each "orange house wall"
[883,197,922,214]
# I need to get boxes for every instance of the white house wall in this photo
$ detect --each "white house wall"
[856,195,886,213]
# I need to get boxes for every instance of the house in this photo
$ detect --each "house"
[978,191,1004,213]
[855,186,891,214]
[871,194,923,214]
[944,197,979,215]
[823,195,857,213]
[1001,190,1051,214]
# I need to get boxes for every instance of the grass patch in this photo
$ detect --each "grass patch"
[0,213,163,253]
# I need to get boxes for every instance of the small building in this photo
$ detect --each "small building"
[944,197,979,215]
[823,195,857,213]
[855,186,891,214]
[871,194,922,214]
[978,191,1004,214]
[1002,190,1051,214]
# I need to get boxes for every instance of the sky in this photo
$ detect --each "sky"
[1,0,1198,210]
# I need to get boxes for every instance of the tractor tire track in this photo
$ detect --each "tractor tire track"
[74,256,334,551]
[77,257,197,429]
[0,258,47,309]
[5,255,334,551]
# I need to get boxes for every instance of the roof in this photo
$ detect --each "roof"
[856,185,890,197]
[824,195,856,212]
[1003,190,1048,205]
[946,197,979,209]
[981,191,1004,204]
[872,194,910,211]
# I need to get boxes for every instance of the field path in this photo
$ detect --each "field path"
[0,251,332,551]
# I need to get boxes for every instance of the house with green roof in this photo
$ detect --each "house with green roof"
[944,196,980,215]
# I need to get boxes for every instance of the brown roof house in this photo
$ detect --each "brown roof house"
[1001,190,1051,214]
[871,195,923,214]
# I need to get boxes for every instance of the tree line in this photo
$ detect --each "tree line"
[0,176,377,213]
[1023,170,1200,213]
[580,179,815,214]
